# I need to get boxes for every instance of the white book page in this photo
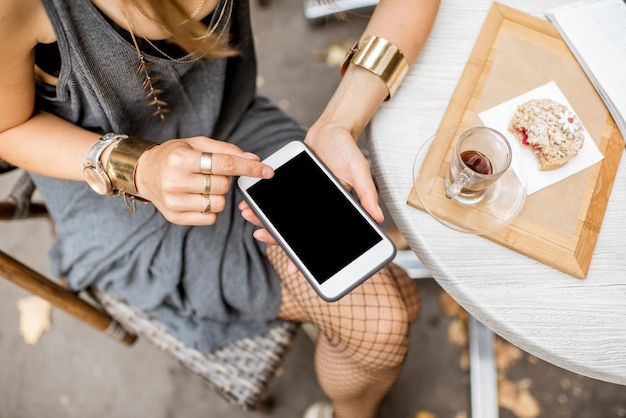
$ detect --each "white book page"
[547,0,626,140]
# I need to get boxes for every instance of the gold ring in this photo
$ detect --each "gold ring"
[202,174,212,195]
[200,152,213,174]
[202,195,211,213]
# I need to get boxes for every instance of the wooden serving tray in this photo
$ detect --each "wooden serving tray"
[407,3,624,278]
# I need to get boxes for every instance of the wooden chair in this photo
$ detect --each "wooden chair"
[0,162,299,413]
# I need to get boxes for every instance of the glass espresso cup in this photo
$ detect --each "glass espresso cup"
[445,127,512,205]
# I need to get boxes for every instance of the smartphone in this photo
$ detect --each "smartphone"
[237,141,397,302]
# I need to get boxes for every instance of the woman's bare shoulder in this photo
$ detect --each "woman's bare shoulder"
[0,0,55,46]
[0,0,54,133]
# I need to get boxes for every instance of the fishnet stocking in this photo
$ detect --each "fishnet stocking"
[266,246,420,418]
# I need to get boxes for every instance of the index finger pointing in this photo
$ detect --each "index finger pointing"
[210,153,274,179]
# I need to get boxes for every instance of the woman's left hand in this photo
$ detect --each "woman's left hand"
[304,121,384,224]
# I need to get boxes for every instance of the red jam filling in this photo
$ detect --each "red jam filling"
[518,128,528,145]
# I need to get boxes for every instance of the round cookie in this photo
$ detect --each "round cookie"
[508,98,584,170]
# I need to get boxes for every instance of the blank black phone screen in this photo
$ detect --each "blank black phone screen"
[247,150,382,284]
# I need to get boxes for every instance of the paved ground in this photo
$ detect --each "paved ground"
[1,1,625,417]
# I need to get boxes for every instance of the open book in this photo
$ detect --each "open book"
[546,0,626,142]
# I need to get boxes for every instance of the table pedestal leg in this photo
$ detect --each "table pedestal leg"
[394,250,500,418]
[469,315,499,418]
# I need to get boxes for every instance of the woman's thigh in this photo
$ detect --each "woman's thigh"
[266,245,420,348]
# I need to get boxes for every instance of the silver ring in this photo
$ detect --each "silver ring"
[202,195,211,213]
[202,174,212,195]
[200,152,213,174]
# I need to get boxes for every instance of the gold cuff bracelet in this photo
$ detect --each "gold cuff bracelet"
[106,137,157,198]
[341,35,409,100]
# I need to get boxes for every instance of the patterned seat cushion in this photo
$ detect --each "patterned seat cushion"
[90,288,299,411]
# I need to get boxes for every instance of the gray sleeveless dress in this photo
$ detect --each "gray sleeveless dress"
[34,0,306,352]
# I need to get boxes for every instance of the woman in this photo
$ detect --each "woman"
[0,0,440,416]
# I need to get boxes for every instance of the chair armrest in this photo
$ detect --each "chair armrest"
[0,171,49,220]
[0,250,137,346]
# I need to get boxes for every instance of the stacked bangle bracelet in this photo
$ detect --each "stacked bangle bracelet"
[106,137,157,198]
[106,137,157,213]
[341,35,409,100]
[83,133,157,214]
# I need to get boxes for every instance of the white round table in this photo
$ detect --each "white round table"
[367,0,626,386]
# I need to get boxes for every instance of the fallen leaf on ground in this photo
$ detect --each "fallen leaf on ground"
[277,99,290,111]
[17,295,52,345]
[439,291,463,317]
[448,317,468,347]
[415,411,436,418]
[256,74,265,88]
[495,338,523,371]
[459,348,470,370]
[315,40,355,68]
[499,377,540,418]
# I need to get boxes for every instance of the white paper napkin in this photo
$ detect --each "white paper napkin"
[479,81,604,194]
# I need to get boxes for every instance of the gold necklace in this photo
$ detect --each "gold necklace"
[116,0,233,122]
[129,0,208,28]
[207,0,233,45]
[140,0,233,64]
[118,0,170,122]
[142,39,203,64]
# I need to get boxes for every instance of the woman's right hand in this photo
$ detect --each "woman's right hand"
[133,136,274,226]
